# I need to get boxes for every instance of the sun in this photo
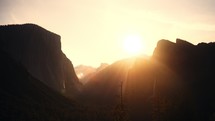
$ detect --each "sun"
[123,35,143,55]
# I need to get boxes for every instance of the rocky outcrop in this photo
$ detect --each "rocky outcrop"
[152,38,215,78]
[152,39,215,121]
[0,49,86,121]
[80,38,215,121]
[0,24,81,95]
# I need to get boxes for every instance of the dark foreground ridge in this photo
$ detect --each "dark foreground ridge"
[1,23,215,121]
[0,24,81,97]
[81,38,215,121]
[0,49,81,120]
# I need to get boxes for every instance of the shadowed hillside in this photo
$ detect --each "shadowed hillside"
[1,24,215,121]
[0,49,128,121]
[0,49,83,120]
[0,24,81,97]
[0,24,121,121]
[80,38,215,121]
[152,38,215,121]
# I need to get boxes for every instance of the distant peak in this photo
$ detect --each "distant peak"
[0,23,39,28]
[156,38,195,49]
[0,23,59,37]
[156,39,174,47]
[176,38,194,47]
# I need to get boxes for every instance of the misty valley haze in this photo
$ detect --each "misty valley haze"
[1,24,215,121]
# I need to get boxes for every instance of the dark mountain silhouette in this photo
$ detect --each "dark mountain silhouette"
[0,24,119,121]
[0,49,83,120]
[80,56,156,120]
[152,38,215,121]
[1,23,215,120]
[0,24,81,96]
[80,38,215,121]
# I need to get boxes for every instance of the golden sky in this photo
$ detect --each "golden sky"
[1,0,215,67]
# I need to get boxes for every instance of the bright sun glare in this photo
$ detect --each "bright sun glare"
[123,35,143,55]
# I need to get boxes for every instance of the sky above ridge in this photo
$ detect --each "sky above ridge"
[1,0,215,67]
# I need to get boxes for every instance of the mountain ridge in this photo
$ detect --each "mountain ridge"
[0,49,82,120]
[0,24,81,96]
[80,38,215,121]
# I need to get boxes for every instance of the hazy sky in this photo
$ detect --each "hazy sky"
[1,0,215,67]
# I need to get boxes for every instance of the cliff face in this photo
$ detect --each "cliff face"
[80,38,215,121]
[153,39,196,72]
[62,54,81,96]
[0,49,84,121]
[0,24,81,95]
[152,39,215,121]
[152,38,215,81]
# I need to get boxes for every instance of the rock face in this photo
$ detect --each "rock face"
[0,49,80,121]
[153,38,215,84]
[81,38,215,121]
[0,24,81,95]
[80,59,129,104]
[153,39,215,121]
